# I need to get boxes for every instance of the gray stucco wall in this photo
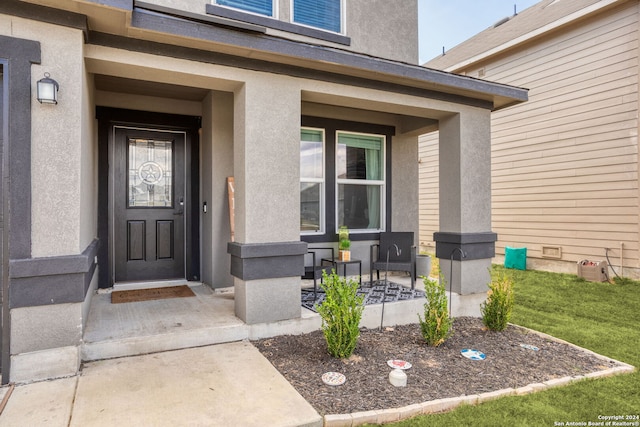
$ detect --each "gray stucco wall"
[347,0,418,63]
[201,90,235,288]
[24,21,86,257]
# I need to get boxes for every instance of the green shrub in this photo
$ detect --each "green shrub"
[481,271,515,331]
[317,270,364,358]
[418,276,453,346]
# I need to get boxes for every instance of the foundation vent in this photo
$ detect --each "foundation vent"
[541,246,562,259]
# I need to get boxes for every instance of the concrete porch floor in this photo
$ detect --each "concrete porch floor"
[82,273,484,363]
[81,283,317,362]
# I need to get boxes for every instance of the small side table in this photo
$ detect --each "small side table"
[322,258,362,285]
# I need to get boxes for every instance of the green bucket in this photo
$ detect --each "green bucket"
[504,247,527,270]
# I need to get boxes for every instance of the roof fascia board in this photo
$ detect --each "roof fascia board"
[444,0,624,73]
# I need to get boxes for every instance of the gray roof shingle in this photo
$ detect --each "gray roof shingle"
[424,0,605,70]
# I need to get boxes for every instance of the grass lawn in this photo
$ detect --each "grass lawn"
[381,266,639,427]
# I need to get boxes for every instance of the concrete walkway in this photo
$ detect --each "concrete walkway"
[0,341,322,427]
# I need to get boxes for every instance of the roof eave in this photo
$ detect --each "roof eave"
[128,6,529,110]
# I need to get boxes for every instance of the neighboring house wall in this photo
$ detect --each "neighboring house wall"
[420,0,640,278]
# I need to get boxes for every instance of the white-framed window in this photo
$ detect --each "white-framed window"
[336,131,385,233]
[292,0,343,33]
[300,128,325,234]
[215,0,275,17]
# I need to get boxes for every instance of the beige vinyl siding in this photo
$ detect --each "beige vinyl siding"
[419,1,639,275]
[418,134,438,254]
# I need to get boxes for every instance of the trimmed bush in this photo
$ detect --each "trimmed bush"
[317,270,364,358]
[418,276,453,347]
[481,271,515,331]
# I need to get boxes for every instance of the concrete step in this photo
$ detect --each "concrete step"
[81,285,322,362]
[81,286,248,361]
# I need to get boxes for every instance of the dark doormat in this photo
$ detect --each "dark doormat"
[111,285,196,304]
[301,280,425,313]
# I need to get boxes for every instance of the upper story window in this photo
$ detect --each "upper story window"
[293,0,342,33]
[207,0,350,45]
[216,0,274,17]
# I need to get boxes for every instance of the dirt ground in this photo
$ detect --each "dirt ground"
[254,317,617,415]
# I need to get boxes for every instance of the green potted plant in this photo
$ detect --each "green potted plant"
[338,226,351,261]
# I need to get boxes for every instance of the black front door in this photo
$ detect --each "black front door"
[114,127,186,282]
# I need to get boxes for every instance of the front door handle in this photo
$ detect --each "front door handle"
[174,197,184,215]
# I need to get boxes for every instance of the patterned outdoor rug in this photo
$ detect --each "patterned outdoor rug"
[301,280,425,313]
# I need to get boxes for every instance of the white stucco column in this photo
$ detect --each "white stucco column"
[228,76,305,324]
[435,109,496,302]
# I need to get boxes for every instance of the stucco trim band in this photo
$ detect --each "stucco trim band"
[433,232,498,261]
[9,239,99,308]
[228,241,307,281]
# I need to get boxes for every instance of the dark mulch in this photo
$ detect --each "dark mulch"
[253,317,619,415]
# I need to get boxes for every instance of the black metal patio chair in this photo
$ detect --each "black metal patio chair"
[370,232,416,289]
[302,247,335,299]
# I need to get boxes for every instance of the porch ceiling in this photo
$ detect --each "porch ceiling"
[94,74,209,101]
[301,101,439,136]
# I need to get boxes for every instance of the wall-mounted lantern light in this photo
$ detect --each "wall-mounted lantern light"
[36,72,59,104]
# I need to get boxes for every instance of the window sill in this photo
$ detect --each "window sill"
[206,4,351,46]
